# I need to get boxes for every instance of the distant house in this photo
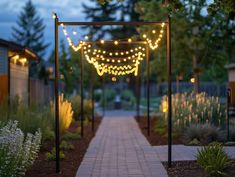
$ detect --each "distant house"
[225,63,235,108]
[0,38,39,104]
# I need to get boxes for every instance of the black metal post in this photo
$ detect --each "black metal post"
[102,75,105,117]
[146,45,150,136]
[80,48,84,137]
[136,74,140,121]
[91,66,95,132]
[167,15,172,168]
[7,57,10,119]
[227,88,231,140]
[28,63,30,106]
[54,14,60,173]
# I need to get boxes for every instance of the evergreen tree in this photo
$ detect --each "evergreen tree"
[82,0,120,40]
[12,0,48,57]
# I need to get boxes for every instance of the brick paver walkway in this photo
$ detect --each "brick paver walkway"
[153,145,235,162]
[75,112,235,177]
[75,115,168,177]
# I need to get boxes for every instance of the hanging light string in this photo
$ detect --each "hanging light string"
[89,54,141,76]
[60,23,85,51]
[82,43,144,76]
[142,22,165,50]
[83,44,145,63]
[60,22,166,51]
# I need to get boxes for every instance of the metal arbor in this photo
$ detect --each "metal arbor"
[53,14,172,173]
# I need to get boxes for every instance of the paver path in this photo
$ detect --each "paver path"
[154,145,235,162]
[75,115,168,177]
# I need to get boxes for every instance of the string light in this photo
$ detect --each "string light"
[61,22,166,52]
[141,22,166,50]
[83,45,144,76]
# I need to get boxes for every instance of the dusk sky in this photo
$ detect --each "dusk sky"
[0,0,94,59]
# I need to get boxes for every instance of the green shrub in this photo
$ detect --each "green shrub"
[154,119,167,135]
[94,90,102,102]
[60,140,74,150]
[0,121,41,177]
[70,95,93,121]
[230,129,235,141]
[121,90,135,104]
[45,147,65,161]
[42,127,55,142]
[70,95,81,120]
[62,132,81,140]
[100,89,116,105]
[197,143,231,177]
[189,138,200,145]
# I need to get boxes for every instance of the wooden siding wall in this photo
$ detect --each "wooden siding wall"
[0,47,8,103]
[10,63,28,104]
[0,47,8,74]
[229,82,235,106]
[0,75,8,103]
[30,79,54,105]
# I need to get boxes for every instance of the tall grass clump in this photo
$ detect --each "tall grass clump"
[0,121,41,177]
[51,94,73,134]
[0,97,54,141]
[160,92,226,128]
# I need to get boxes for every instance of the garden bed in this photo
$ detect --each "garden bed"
[162,160,235,177]
[136,116,182,145]
[25,117,102,177]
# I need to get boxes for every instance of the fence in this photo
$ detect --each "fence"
[30,79,65,105]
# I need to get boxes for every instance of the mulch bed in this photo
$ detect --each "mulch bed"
[25,117,102,177]
[162,160,235,177]
[136,116,182,145]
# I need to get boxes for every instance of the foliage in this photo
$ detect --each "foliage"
[70,95,81,120]
[62,132,81,141]
[11,0,48,56]
[69,95,93,121]
[82,0,119,40]
[230,129,235,142]
[100,89,116,105]
[59,140,75,151]
[51,94,73,134]
[197,143,231,177]
[189,138,200,145]
[121,90,135,103]
[11,0,48,57]
[0,98,54,142]
[154,118,167,136]
[45,147,65,161]
[161,92,226,128]
[183,124,225,145]
[135,0,233,84]
[42,127,55,142]
[0,121,41,177]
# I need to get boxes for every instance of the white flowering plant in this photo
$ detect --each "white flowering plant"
[160,92,226,128]
[0,121,41,177]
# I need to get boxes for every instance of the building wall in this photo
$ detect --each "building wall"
[0,47,8,102]
[229,70,235,82]
[10,63,28,104]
